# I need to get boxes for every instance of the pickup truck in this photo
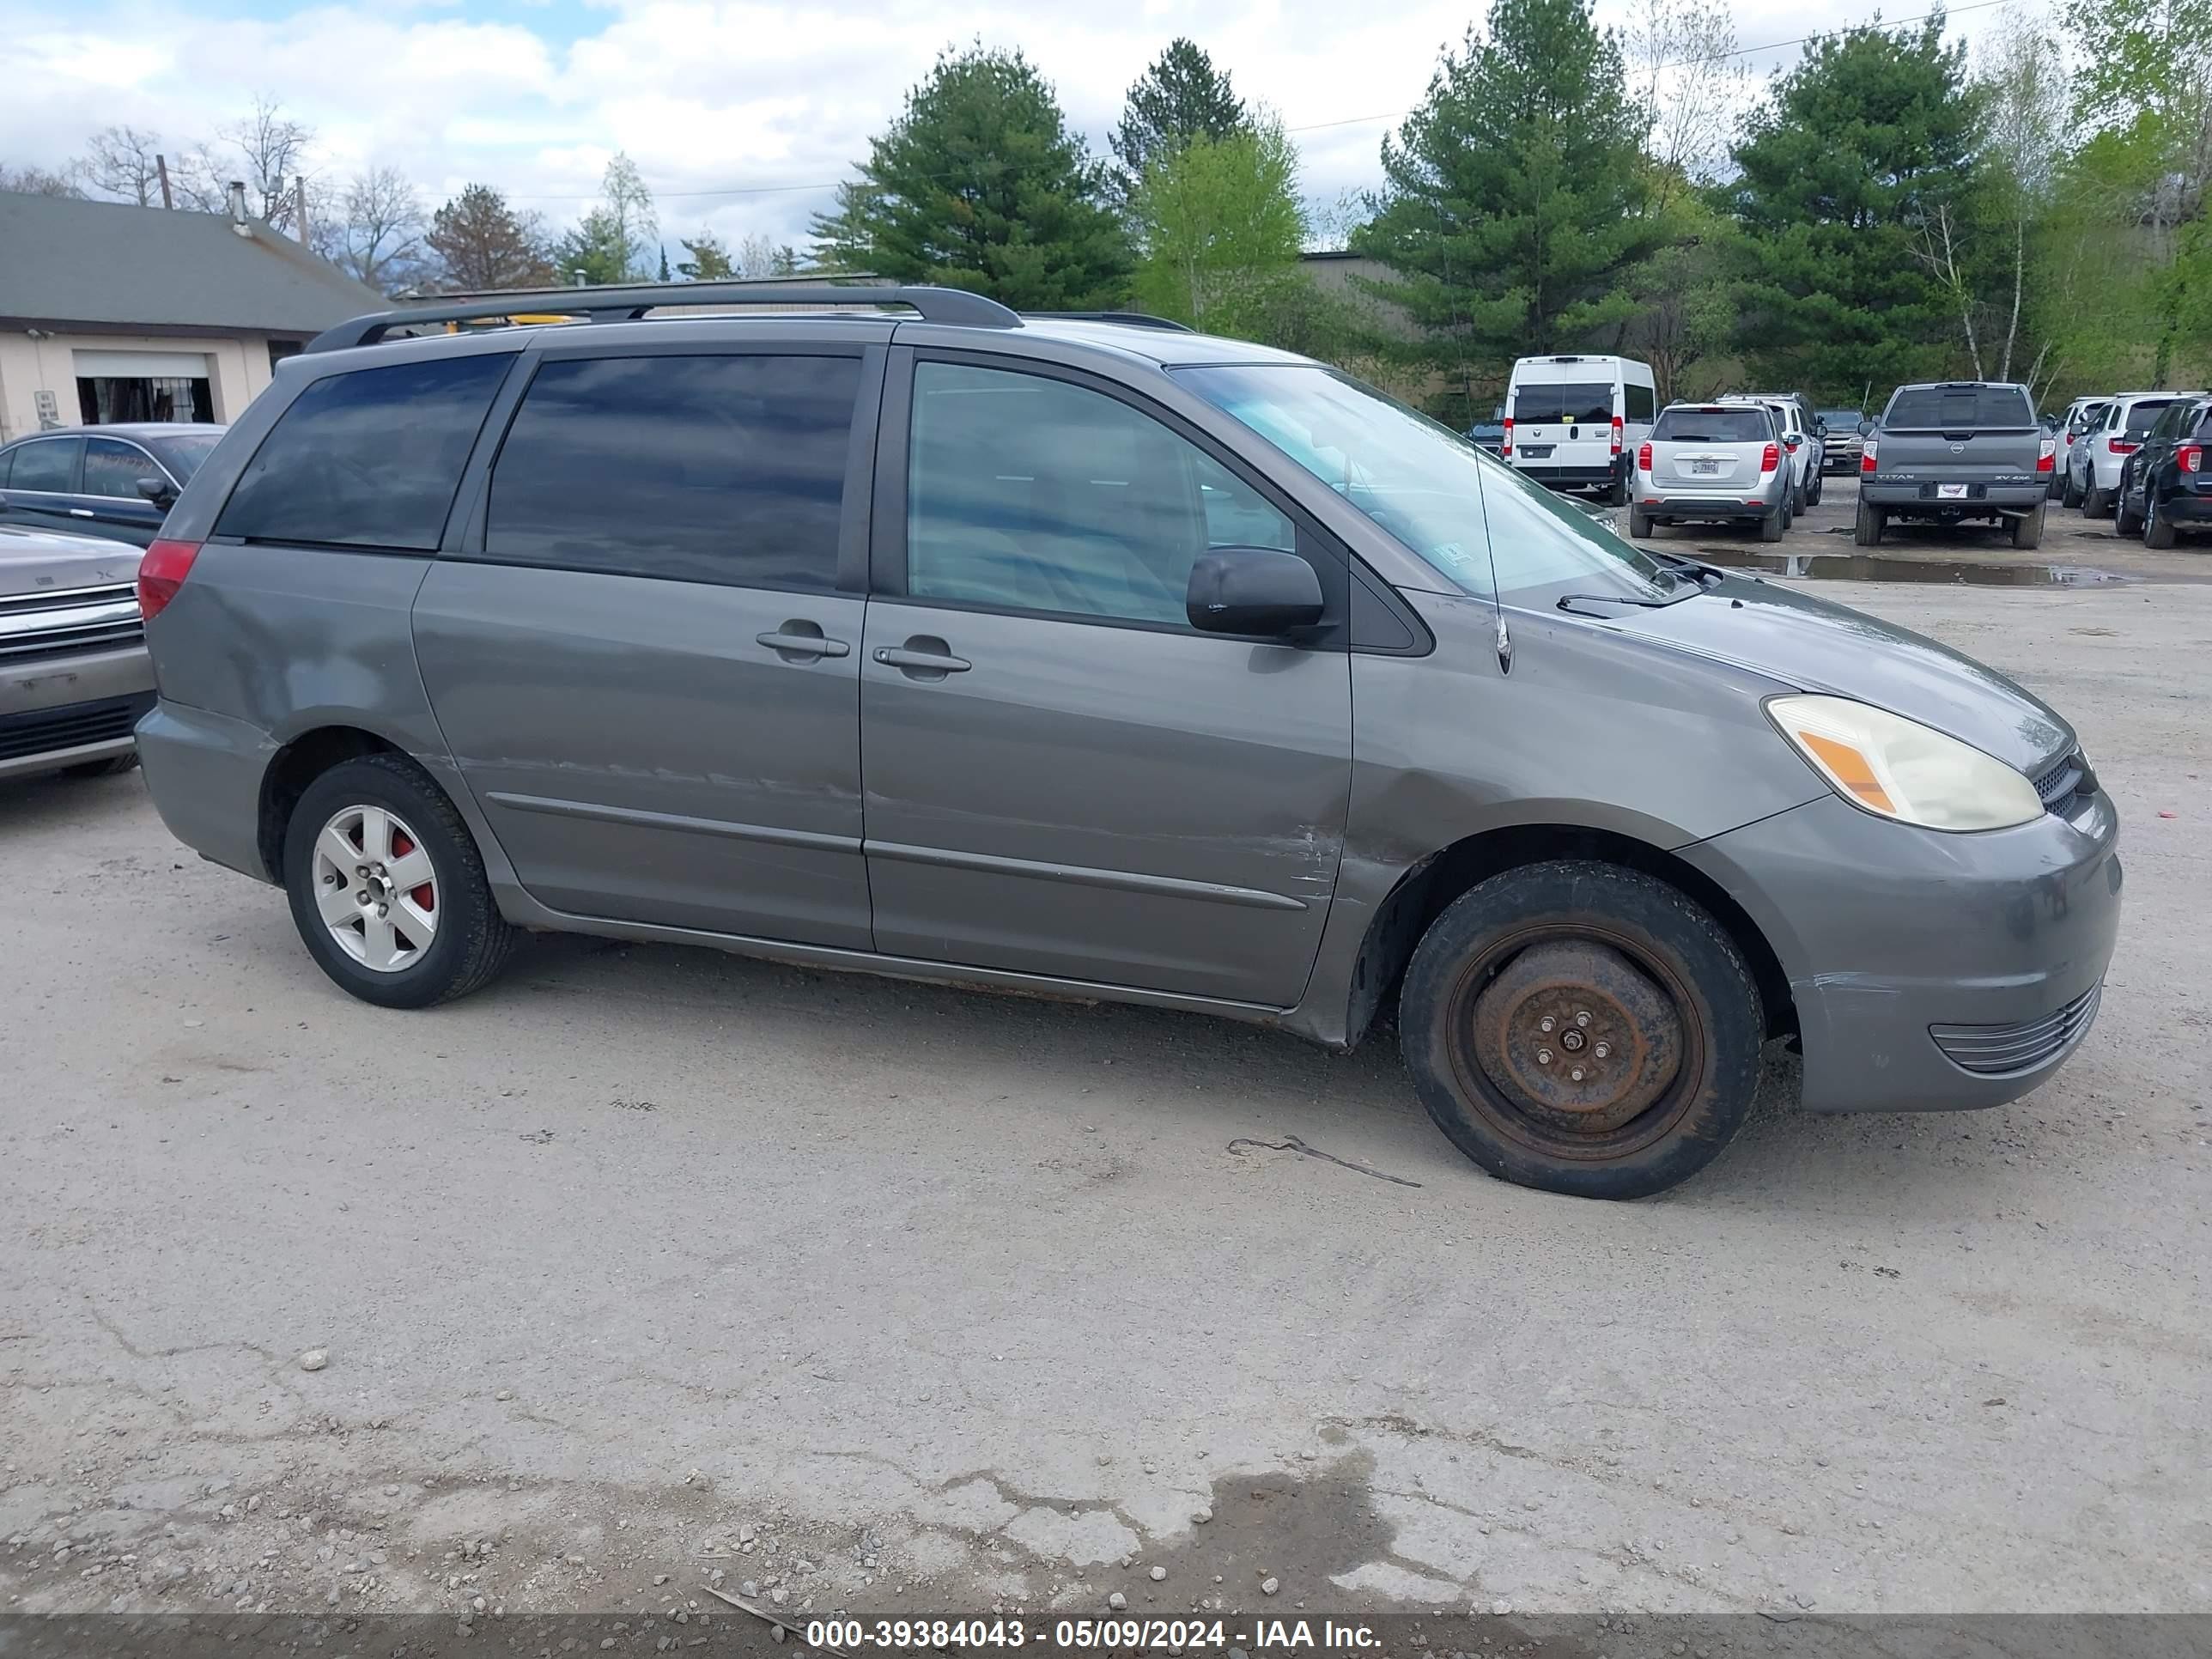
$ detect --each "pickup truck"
[1856,381,2053,549]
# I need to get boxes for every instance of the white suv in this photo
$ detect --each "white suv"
[1721,397,1823,513]
[2069,393,2185,515]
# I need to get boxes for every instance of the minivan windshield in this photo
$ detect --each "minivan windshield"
[1652,407,1771,444]
[1175,363,1680,605]
[1511,381,1613,423]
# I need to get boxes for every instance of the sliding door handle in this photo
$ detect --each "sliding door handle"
[874,637,971,679]
[757,624,851,662]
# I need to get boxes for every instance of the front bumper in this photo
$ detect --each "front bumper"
[0,646,155,781]
[1863,479,2047,511]
[1682,789,2122,1113]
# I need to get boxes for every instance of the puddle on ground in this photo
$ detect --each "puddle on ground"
[1691,548,2136,586]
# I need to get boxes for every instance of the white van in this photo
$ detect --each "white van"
[1503,355,1659,505]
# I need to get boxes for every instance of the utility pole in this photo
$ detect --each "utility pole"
[294,174,310,244]
[156,154,173,210]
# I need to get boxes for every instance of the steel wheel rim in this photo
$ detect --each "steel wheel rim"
[311,805,439,973]
[1443,921,1708,1163]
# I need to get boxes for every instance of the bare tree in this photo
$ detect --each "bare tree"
[315,166,431,294]
[733,233,799,278]
[1625,0,1752,210]
[1975,13,2069,380]
[83,125,166,206]
[1910,201,1985,380]
[170,97,318,228]
[0,161,86,198]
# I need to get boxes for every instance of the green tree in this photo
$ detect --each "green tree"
[1724,16,1982,395]
[558,153,659,285]
[1110,39,1248,198]
[813,46,1129,308]
[678,233,735,280]
[1130,118,1305,337]
[1353,0,1663,401]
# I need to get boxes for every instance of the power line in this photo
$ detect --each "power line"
[506,0,2012,204]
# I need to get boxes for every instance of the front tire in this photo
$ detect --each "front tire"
[1854,498,1886,545]
[2144,488,2177,548]
[1807,470,1825,506]
[2062,467,2085,508]
[2115,477,2144,537]
[62,752,140,780]
[1400,861,1765,1200]
[283,752,516,1009]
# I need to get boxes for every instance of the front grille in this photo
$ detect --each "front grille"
[2030,748,2097,815]
[0,691,154,763]
[0,582,144,666]
[1930,981,2103,1077]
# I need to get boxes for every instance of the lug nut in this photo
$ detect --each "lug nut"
[376,902,389,918]
[356,890,370,905]
[1594,1042,1612,1058]
[1570,1068,1585,1081]
[1536,1048,1553,1065]
[1575,1010,1592,1028]
[1538,1016,1556,1033]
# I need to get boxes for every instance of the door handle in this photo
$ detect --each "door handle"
[68,507,95,518]
[874,639,971,678]
[756,623,851,662]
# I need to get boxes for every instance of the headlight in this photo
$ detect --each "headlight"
[1765,695,2045,831]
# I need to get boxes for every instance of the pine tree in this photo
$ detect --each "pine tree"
[1354,0,1663,392]
[1110,40,1248,198]
[811,46,1129,308]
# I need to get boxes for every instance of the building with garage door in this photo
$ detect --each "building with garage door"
[0,188,383,443]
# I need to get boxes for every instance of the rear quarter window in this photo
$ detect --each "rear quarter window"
[216,353,514,550]
[1884,386,2036,430]
[2124,399,2179,436]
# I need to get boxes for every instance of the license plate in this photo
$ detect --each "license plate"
[1938,483,1969,500]
[1691,459,1720,476]
[1522,445,1554,459]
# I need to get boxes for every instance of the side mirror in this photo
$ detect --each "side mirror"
[1856,419,1875,437]
[1784,435,1802,449]
[1187,548,1323,636]
[136,476,176,508]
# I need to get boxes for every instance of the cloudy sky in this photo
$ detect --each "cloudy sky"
[3,0,2013,258]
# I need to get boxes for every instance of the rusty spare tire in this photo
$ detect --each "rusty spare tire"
[1400,860,1765,1200]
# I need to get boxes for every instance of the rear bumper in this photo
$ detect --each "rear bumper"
[1636,492,1778,520]
[1681,790,2122,1114]
[1514,460,1622,489]
[1863,479,2047,511]
[2155,486,2212,524]
[135,697,280,880]
[0,647,155,780]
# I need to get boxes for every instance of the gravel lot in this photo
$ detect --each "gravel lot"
[4,478,2208,1628]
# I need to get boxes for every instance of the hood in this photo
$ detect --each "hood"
[1589,572,2074,774]
[0,525,144,599]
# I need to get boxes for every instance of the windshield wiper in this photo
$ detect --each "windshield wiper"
[1647,549,1725,585]
[1556,592,1679,613]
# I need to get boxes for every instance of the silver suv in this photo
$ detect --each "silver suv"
[1630,401,1792,540]
[130,283,2120,1200]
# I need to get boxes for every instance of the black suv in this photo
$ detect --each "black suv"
[2116,392,2212,547]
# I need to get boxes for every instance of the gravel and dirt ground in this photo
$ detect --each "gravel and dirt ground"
[3,478,2207,1634]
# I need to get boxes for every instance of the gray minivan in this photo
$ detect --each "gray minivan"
[131,284,2121,1200]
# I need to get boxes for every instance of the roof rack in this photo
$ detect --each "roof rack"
[1025,310,1197,333]
[305,282,1022,354]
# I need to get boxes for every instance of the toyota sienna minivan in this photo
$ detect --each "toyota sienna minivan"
[131,284,2121,1200]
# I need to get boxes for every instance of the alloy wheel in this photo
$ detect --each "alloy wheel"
[310,805,439,972]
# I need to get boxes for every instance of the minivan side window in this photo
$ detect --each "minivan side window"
[483,353,861,591]
[905,361,1293,627]
[217,354,514,550]
[1624,382,1656,422]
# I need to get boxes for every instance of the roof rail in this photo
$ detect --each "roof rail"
[1024,310,1197,333]
[304,282,1023,354]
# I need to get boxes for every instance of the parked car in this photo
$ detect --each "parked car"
[1503,354,1657,506]
[1723,395,1823,510]
[1856,381,2054,547]
[1629,401,1792,540]
[2067,392,2185,515]
[1466,407,1507,456]
[0,424,225,548]
[131,283,2120,1200]
[2114,392,2212,545]
[1816,408,1869,473]
[2053,397,2112,503]
[0,525,151,781]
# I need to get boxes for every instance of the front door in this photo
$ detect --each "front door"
[859,356,1353,1007]
[414,344,881,947]
[76,435,169,546]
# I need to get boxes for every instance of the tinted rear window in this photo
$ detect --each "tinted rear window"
[8,438,77,492]
[1513,381,1613,423]
[1884,386,2036,430]
[483,353,860,590]
[218,354,513,550]
[2124,399,2179,436]
[1651,408,1771,443]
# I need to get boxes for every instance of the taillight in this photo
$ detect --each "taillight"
[2182,445,2203,473]
[1610,416,1624,455]
[2036,438,2056,474]
[1860,439,1878,474]
[1760,442,1779,474]
[1636,442,1653,472]
[2110,437,2138,454]
[137,538,201,622]
[1501,416,1513,458]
